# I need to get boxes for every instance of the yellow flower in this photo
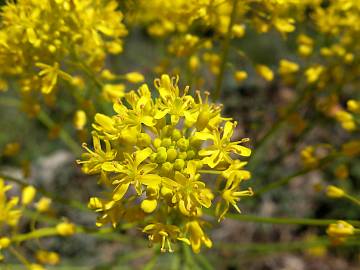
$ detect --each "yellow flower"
[143,223,190,252]
[109,148,162,200]
[163,161,214,216]
[78,135,117,175]
[256,65,274,81]
[196,122,251,168]
[216,178,253,221]
[327,221,355,244]
[185,220,212,254]
[0,179,22,227]
[36,62,73,94]
[80,74,252,252]
[0,0,127,101]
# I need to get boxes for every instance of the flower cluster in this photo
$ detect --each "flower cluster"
[0,0,127,108]
[79,74,252,253]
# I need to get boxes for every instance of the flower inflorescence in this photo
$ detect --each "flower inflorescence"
[0,0,127,103]
[79,74,253,253]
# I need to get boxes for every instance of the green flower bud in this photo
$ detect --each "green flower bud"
[150,153,157,162]
[161,138,172,148]
[178,151,187,160]
[153,138,162,148]
[156,147,167,163]
[162,125,173,137]
[161,162,173,175]
[137,133,151,147]
[196,109,210,130]
[172,129,182,141]
[174,159,185,170]
[177,138,189,151]
[186,149,196,160]
[167,148,178,162]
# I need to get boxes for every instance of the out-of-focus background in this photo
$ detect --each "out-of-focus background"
[1,0,360,269]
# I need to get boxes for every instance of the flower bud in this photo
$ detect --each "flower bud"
[326,185,345,198]
[125,72,144,83]
[0,237,10,249]
[141,199,157,213]
[137,133,151,147]
[156,147,167,163]
[327,221,354,238]
[174,159,185,170]
[177,138,189,151]
[167,148,177,162]
[56,222,76,236]
[22,185,36,206]
[36,197,52,213]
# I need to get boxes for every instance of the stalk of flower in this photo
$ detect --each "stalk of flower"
[79,74,253,253]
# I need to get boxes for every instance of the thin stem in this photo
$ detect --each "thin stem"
[8,246,31,268]
[344,194,360,207]
[37,110,82,155]
[215,238,330,253]
[224,213,360,227]
[213,0,238,101]
[255,154,337,195]
[194,253,215,270]
[198,170,222,175]
[12,227,58,243]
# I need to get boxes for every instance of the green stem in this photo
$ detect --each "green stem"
[213,0,238,101]
[37,110,82,155]
[344,194,360,207]
[224,213,360,227]
[12,227,58,242]
[198,170,222,175]
[194,253,215,270]
[215,238,330,253]
[255,154,337,195]
[8,246,31,269]
[183,244,201,270]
